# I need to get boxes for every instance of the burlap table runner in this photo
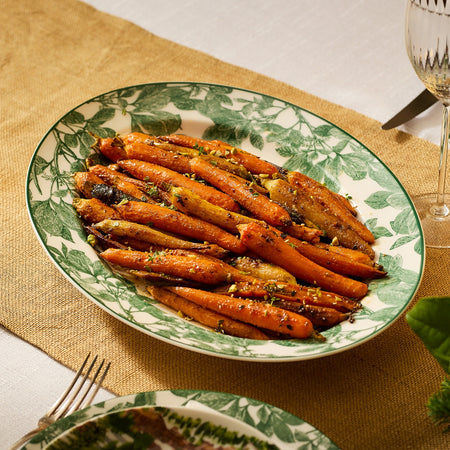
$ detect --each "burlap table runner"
[1,1,449,448]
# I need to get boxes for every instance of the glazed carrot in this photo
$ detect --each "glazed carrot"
[229,256,297,284]
[263,178,375,258]
[159,134,279,176]
[167,286,314,339]
[214,281,361,313]
[124,142,192,174]
[169,185,255,233]
[237,222,368,299]
[101,248,234,285]
[282,235,386,279]
[117,159,240,213]
[73,172,106,199]
[113,201,246,254]
[335,192,358,216]
[189,157,292,227]
[270,300,350,328]
[122,133,252,180]
[282,222,322,244]
[73,198,121,223]
[94,219,228,258]
[89,165,152,202]
[147,285,269,340]
[314,242,378,266]
[94,137,127,162]
[288,171,375,244]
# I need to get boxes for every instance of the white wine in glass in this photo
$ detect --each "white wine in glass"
[405,0,450,248]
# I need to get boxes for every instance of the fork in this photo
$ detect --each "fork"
[9,353,111,450]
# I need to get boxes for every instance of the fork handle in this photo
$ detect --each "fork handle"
[9,427,43,450]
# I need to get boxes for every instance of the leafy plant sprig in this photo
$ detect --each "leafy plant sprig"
[406,296,450,432]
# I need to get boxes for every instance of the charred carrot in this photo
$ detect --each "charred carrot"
[270,300,350,328]
[73,172,106,199]
[282,235,386,279]
[73,198,122,223]
[89,165,152,202]
[238,222,368,299]
[189,157,292,227]
[113,201,246,254]
[314,242,380,267]
[167,286,314,339]
[148,285,269,340]
[117,159,240,213]
[263,178,375,258]
[288,171,375,244]
[101,248,234,285]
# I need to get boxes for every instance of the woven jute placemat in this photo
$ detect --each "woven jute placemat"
[1,1,449,448]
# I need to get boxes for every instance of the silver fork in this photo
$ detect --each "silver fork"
[9,353,111,450]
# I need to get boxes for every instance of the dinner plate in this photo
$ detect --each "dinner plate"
[23,390,339,449]
[26,82,424,361]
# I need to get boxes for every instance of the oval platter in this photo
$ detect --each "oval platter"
[23,390,339,449]
[26,82,424,361]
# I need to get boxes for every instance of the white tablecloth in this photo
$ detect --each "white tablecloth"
[1,0,442,447]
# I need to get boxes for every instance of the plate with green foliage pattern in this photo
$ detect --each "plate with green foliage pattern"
[23,389,339,449]
[26,82,424,361]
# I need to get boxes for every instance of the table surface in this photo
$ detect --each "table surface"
[1,0,444,448]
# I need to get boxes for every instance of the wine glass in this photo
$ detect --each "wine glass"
[405,0,450,248]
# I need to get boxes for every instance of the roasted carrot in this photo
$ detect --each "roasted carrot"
[158,134,279,176]
[117,159,240,213]
[288,171,375,244]
[124,142,192,174]
[282,235,386,279]
[73,172,106,199]
[94,137,127,162]
[147,285,269,340]
[282,222,323,244]
[121,132,253,180]
[94,219,228,258]
[238,222,368,299]
[113,201,246,254]
[270,300,350,328]
[73,198,122,223]
[101,248,234,285]
[167,286,314,339]
[89,165,152,202]
[189,157,292,227]
[314,242,379,266]
[229,256,297,284]
[263,177,375,258]
[169,185,255,233]
[214,281,361,313]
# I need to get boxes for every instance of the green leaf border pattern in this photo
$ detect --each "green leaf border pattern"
[23,390,339,450]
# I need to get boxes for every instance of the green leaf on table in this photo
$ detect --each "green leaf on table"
[405,296,450,374]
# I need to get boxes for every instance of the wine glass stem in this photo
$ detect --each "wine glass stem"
[434,103,450,217]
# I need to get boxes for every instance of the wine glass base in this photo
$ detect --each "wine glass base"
[412,193,450,248]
